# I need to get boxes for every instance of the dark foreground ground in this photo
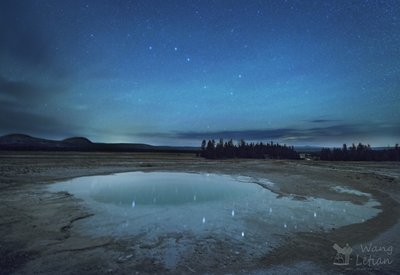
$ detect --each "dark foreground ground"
[0,152,399,274]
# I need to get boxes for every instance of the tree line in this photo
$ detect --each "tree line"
[320,143,400,161]
[199,139,300,159]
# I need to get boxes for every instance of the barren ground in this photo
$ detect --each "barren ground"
[0,152,399,274]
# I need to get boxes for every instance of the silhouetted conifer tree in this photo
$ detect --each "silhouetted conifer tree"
[200,139,300,160]
[319,143,400,161]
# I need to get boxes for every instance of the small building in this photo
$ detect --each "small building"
[299,153,312,160]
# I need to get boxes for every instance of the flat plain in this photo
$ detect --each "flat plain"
[0,152,399,274]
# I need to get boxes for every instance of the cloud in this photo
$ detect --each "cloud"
[0,3,48,65]
[171,125,360,141]
[0,76,44,105]
[0,1,71,78]
[0,107,71,136]
[308,119,339,123]
[174,128,297,140]
[0,75,80,138]
[137,123,400,144]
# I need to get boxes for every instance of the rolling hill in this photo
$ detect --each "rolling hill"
[0,134,199,153]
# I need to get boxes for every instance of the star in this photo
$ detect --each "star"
[1,0,398,147]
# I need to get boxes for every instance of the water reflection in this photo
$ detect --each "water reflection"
[49,172,381,242]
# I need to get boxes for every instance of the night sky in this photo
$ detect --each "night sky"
[1,0,399,146]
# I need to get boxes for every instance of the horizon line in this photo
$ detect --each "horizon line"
[0,133,398,149]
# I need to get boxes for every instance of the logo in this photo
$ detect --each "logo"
[333,243,352,265]
[332,242,394,269]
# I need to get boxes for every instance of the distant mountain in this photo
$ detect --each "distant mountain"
[0,134,199,153]
[0,134,63,149]
[62,137,93,145]
[0,134,55,144]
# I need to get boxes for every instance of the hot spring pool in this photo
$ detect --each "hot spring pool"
[48,172,381,267]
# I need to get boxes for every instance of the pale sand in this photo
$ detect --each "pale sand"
[0,152,399,274]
